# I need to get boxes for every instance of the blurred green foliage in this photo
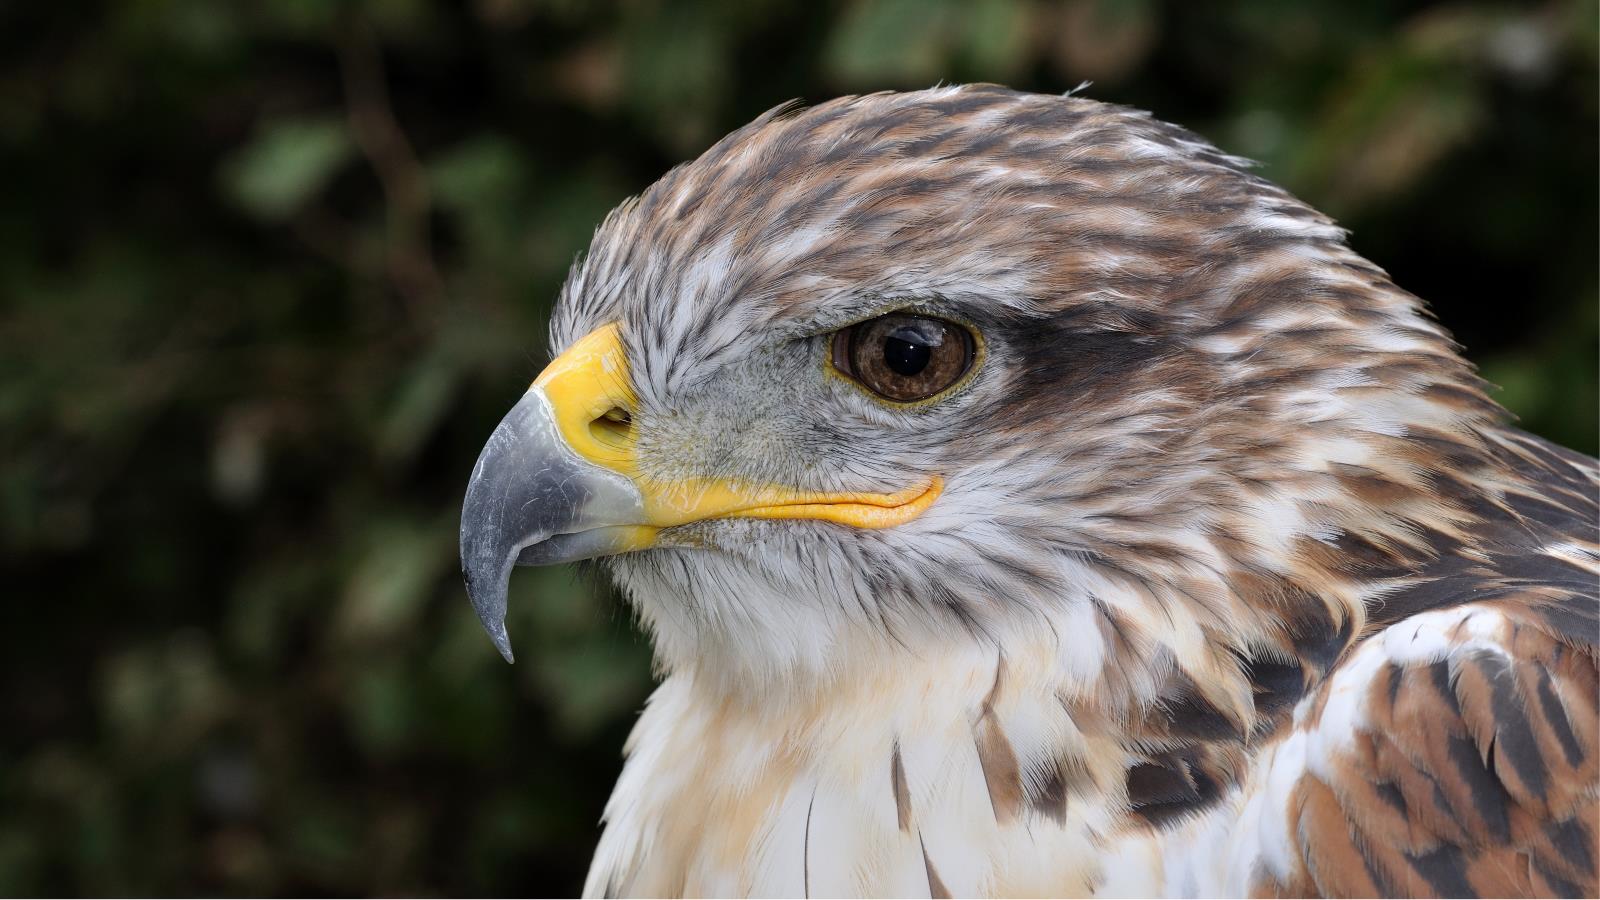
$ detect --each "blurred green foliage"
[1,0,1594,894]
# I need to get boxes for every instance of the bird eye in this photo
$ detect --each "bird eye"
[830,313,976,402]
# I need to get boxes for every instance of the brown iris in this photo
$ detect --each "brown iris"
[831,313,976,402]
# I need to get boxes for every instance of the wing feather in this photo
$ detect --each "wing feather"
[1264,599,1598,898]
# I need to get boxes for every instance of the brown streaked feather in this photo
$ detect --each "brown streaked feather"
[1125,744,1236,830]
[1267,601,1599,898]
[920,834,951,899]
[890,741,911,832]
[1152,669,1248,742]
[974,656,1025,824]
[1293,777,1393,897]
[1024,756,1074,824]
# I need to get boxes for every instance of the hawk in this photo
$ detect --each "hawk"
[459,86,1599,898]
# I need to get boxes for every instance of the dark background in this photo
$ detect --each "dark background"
[2,0,1594,895]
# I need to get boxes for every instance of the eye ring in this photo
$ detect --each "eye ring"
[830,313,977,403]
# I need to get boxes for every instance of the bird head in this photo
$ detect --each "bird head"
[460,86,1494,693]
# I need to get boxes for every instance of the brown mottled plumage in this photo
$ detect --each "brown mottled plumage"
[463,85,1598,897]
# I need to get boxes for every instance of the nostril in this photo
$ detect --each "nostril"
[589,406,634,448]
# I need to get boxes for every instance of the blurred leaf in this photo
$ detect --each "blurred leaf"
[431,135,527,213]
[621,4,730,150]
[961,0,1032,79]
[379,345,466,468]
[225,552,328,667]
[430,134,531,267]
[825,0,959,86]
[346,662,418,754]
[334,515,451,646]
[98,632,228,754]
[219,116,354,222]
[1050,0,1157,83]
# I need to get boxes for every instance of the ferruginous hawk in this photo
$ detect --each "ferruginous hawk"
[460,85,1598,898]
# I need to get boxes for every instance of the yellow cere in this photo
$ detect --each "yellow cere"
[532,322,943,532]
[533,322,641,477]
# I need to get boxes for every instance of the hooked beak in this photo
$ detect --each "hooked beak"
[459,322,941,662]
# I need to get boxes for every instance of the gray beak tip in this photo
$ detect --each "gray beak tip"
[490,626,515,664]
[461,561,517,664]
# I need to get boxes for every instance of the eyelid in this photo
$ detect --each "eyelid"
[793,300,948,341]
[830,330,855,376]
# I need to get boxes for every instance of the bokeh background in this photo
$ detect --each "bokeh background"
[3,0,1595,894]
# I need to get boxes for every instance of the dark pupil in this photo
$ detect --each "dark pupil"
[883,327,933,377]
